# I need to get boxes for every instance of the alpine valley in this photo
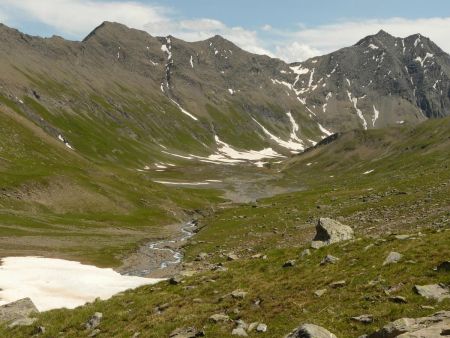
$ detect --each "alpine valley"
[0,21,449,338]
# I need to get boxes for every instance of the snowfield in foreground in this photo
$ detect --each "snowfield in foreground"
[0,257,163,311]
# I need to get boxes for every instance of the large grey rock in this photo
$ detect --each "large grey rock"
[413,284,450,302]
[285,323,337,338]
[311,218,354,248]
[0,298,38,324]
[367,311,450,337]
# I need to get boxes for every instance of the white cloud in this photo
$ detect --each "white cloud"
[271,17,450,62]
[274,42,321,63]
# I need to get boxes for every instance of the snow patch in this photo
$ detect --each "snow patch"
[363,169,374,175]
[0,257,162,311]
[372,105,379,127]
[252,115,305,153]
[169,99,198,121]
[190,55,194,68]
[368,43,379,50]
[347,91,368,130]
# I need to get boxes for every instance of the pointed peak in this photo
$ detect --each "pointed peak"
[375,29,393,38]
[82,21,150,42]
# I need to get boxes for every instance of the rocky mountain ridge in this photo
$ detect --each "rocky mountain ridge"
[0,22,449,166]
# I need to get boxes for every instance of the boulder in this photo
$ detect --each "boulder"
[285,323,337,338]
[367,311,450,337]
[383,252,402,266]
[0,298,38,325]
[311,218,354,248]
[414,284,450,302]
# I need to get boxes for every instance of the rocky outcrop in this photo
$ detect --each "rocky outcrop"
[311,218,354,248]
[367,311,450,337]
[285,323,337,338]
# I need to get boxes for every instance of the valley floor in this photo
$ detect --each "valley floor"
[1,118,450,337]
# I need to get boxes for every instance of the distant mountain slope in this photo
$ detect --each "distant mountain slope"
[0,22,449,167]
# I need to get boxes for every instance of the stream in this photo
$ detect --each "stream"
[119,220,197,278]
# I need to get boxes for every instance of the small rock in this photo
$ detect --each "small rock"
[351,314,373,324]
[132,333,141,338]
[89,329,101,337]
[388,295,407,303]
[232,327,248,336]
[248,322,259,332]
[314,289,327,297]
[382,251,402,265]
[209,313,230,323]
[33,326,46,334]
[169,276,183,285]
[286,323,337,338]
[235,319,248,329]
[283,260,296,268]
[227,253,239,261]
[85,312,103,330]
[169,327,204,338]
[421,305,435,310]
[414,284,450,302]
[301,249,311,257]
[320,255,339,265]
[195,252,208,261]
[394,234,410,240]
[231,290,248,300]
[329,280,346,288]
[256,323,267,332]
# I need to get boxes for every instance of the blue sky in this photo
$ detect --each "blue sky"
[0,0,449,61]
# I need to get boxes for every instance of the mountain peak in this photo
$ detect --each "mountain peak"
[82,21,142,42]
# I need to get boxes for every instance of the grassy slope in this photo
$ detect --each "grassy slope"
[0,99,224,266]
[3,118,449,337]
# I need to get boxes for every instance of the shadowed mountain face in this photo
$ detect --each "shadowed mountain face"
[0,22,449,164]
